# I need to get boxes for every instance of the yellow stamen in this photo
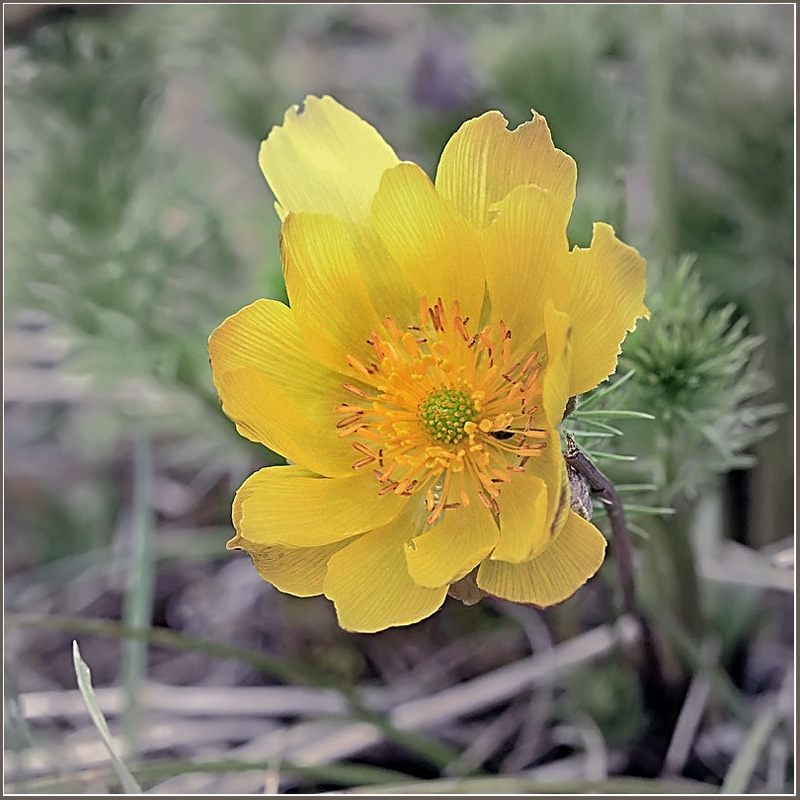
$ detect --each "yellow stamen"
[338,297,547,523]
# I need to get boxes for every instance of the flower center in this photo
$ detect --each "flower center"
[418,386,478,444]
[335,297,548,525]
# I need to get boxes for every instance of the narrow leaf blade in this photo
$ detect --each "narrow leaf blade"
[72,641,143,794]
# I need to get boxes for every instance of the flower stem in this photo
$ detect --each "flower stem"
[564,435,669,698]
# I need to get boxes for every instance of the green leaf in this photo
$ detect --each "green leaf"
[721,707,782,793]
[623,504,676,517]
[571,417,625,436]
[4,757,415,795]
[339,774,718,794]
[583,450,638,462]
[576,409,656,420]
[575,369,636,409]
[567,429,615,439]
[71,641,143,794]
[121,416,156,758]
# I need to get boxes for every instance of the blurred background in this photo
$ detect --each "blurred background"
[3,3,794,794]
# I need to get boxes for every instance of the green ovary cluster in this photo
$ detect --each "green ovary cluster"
[418,386,479,445]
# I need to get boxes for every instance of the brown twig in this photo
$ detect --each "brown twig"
[564,434,637,615]
[563,433,668,697]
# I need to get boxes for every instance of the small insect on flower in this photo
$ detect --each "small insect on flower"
[209,95,648,633]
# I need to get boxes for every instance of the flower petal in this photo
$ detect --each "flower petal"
[542,301,572,428]
[494,427,571,563]
[350,231,424,330]
[404,500,498,588]
[218,370,354,476]
[491,474,549,563]
[231,465,406,548]
[280,212,386,375]
[482,184,569,356]
[228,480,358,597]
[477,510,607,607]
[371,162,486,324]
[561,223,649,396]
[323,509,448,632]
[435,110,577,230]
[209,298,334,386]
[227,539,353,598]
[259,95,399,225]
[209,299,356,476]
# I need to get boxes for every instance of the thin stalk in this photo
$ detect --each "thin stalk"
[648,3,677,266]
[333,774,717,795]
[564,435,671,705]
[5,613,350,688]
[564,436,637,617]
[5,614,462,772]
[4,757,412,795]
[659,428,704,644]
[120,416,156,759]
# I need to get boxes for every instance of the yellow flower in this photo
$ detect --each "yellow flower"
[209,96,648,633]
